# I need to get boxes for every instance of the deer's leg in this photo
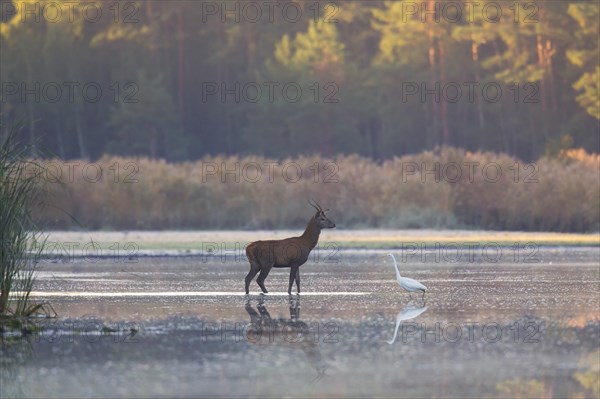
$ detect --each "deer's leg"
[256,264,272,294]
[257,294,266,307]
[245,302,260,323]
[257,303,272,320]
[288,265,299,295]
[289,296,300,320]
[245,262,261,294]
[295,268,301,294]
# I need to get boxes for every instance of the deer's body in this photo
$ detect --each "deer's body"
[244,200,335,294]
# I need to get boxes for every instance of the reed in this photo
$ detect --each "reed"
[31,148,600,232]
[0,123,50,317]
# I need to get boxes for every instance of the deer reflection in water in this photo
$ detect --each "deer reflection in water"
[244,296,330,381]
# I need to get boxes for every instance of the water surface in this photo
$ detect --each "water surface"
[2,248,599,398]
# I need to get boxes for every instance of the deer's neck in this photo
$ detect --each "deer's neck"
[301,217,321,249]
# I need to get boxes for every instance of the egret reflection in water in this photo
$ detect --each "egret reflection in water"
[386,301,428,345]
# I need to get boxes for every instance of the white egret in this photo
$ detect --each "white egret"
[386,253,427,299]
[387,302,428,344]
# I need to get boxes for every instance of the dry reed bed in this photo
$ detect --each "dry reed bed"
[32,148,600,232]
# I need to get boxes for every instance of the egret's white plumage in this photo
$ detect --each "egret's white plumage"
[387,302,428,344]
[387,253,427,298]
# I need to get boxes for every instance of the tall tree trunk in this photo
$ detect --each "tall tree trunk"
[27,101,36,156]
[537,6,557,135]
[324,106,333,156]
[471,41,485,129]
[55,116,65,158]
[177,7,185,123]
[546,39,557,113]
[20,44,37,156]
[426,0,439,146]
[149,126,157,159]
[537,32,549,139]
[75,103,86,159]
[369,117,380,159]
[493,39,509,153]
[439,41,449,146]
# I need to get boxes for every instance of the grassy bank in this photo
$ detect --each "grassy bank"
[33,147,599,232]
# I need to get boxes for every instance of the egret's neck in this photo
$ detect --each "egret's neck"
[390,256,402,279]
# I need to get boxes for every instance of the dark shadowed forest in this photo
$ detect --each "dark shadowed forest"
[1,1,598,161]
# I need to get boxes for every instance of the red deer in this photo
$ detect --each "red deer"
[245,199,336,294]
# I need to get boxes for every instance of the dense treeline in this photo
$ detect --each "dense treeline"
[33,148,599,231]
[1,1,598,161]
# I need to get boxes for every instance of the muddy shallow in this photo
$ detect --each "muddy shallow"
[2,247,599,398]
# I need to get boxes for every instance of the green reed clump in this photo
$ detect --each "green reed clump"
[0,124,49,317]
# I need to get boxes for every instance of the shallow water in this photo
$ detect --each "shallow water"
[2,248,599,398]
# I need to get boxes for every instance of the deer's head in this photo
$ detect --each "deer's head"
[309,199,336,229]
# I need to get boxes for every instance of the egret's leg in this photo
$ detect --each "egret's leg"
[409,292,412,299]
[422,290,425,299]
